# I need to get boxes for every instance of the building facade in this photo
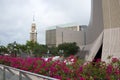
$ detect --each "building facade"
[83,0,120,62]
[46,29,56,47]
[46,25,87,47]
[102,0,120,62]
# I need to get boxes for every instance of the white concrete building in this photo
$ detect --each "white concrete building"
[46,25,87,47]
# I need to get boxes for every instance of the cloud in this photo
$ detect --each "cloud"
[0,0,91,45]
[43,0,91,24]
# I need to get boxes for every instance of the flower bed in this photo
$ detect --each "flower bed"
[0,56,120,80]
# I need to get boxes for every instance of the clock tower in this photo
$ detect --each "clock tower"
[30,16,37,43]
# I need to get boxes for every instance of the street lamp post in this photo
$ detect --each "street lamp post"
[0,46,2,55]
[47,50,50,57]
[8,45,12,56]
[26,46,29,55]
[13,41,17,57]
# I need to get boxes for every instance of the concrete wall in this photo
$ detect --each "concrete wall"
[86,0,104,44]
[102,28,120,62]
[56,27,84,47]
[85,0,120,62]
[102,0,120,29]
[102,0,120,62]
[46,29,56,47]
[83,0,104,61]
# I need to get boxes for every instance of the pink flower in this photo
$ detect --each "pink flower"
[114,68,120,75]
[79,66,83,72]
[112,58,119,63]
[80,77,86,80]
[106,64,113,74]
[53,75,62,80]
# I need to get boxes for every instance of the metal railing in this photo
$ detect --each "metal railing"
[0,64,58,80]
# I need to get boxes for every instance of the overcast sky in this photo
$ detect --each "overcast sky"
[0,0,91,45]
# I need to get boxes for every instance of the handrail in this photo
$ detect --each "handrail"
[0,64,58,80]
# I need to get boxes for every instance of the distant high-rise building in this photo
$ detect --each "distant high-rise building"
[30,17,37,42]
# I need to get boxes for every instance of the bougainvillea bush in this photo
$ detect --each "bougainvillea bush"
[0,56,120,80]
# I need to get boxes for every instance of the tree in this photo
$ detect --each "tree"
[49,46,58,56]
[33,44,48,57]
[0,46,7,54]
[7,42,22,56]
[58,42,79,57]
[26,41,48,57]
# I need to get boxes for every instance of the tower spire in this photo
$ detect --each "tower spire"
[33,15,35,22]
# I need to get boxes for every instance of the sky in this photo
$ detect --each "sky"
[0,0,91,46]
